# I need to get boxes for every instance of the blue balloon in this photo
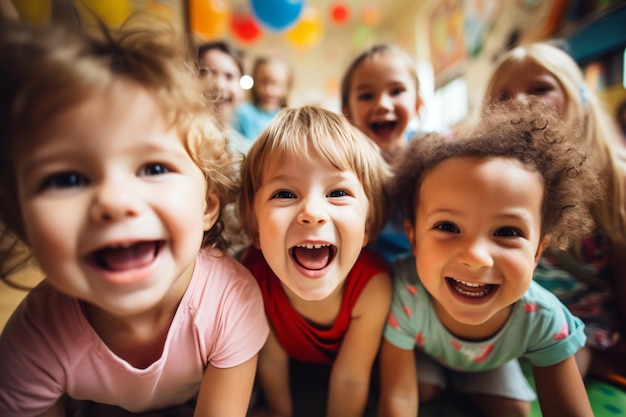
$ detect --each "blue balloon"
[250,0,305,32]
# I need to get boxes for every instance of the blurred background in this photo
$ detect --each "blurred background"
[7,0,626,132]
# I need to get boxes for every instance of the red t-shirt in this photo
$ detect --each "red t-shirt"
[243,247,388,365]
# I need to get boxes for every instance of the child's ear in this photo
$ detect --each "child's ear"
[415,98,423,114]
[202,194,221,232]
[534,236,550,264]
[403,219,417,252]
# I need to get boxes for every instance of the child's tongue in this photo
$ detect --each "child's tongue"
[97,242,157,271]
[293,246,330,270]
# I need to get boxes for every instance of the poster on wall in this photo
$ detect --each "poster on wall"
[428,0,502,84]
[428,0,466,83]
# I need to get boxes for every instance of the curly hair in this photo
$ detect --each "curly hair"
[390,100,603,250]
[237,105,391,244]
[0,18,237,275]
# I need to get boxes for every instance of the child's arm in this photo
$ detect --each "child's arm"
[194,355,258,417]
[377,339,418,417]
[326,272,392,417]
[257,329,292,417]
[532,356,593,417]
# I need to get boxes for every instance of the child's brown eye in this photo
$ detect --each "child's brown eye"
[271,190,296,199]
[495,227,522,237]
[434,222,458,233]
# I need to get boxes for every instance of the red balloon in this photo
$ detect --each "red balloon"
[330,3,349,25]
[231,12,262,44]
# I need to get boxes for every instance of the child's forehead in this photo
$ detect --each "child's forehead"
[422,156,543,194]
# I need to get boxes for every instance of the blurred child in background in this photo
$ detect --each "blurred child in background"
[235,55,292,142]
[340,43,423,265]
[198,40,251,154]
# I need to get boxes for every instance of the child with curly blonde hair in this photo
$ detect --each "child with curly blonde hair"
[0,19,268,417]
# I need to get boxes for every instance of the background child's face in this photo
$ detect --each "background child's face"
[254,61,290,111]
[253,152,369,301]
[15,87,217,317]
[200,48,244,122]
[405,157,546,330]
[343,53,419,154]
[490,57,568,120]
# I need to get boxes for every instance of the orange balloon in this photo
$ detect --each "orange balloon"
[285,7,323,49]
[189,0,231,39]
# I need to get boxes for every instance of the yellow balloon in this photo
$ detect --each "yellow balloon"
[189,0,231,40]
[285,7,323,49]
[13,0,51,24]
[74,0,133,28]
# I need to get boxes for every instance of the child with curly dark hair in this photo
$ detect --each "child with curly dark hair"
[378,101,601,417]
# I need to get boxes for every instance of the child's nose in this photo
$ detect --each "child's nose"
[90,178,141,222]
[457,238,494,269]
[297,198,328,226]
[375,93,393,112]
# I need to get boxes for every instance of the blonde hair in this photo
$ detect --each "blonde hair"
[237,106,391,243]
[484,42,626,244]
[0,19,237,273]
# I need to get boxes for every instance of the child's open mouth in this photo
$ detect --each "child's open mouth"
[370,121,397,137]
[89,241,164,272]
[290,244,337,271]
[446,277,496,299]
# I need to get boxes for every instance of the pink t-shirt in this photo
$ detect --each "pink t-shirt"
[0,248,269,416]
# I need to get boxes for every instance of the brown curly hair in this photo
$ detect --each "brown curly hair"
[390,100,603,250]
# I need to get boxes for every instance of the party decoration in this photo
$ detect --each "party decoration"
[75,0,133,28]
[361,4,380,27]
[250,0,304,32]
[231,11,262,44]
[13,0,51,24]
[285,6,322,48]
[330,2,349,25]
[352,25,375,50]
[189,0,231,39]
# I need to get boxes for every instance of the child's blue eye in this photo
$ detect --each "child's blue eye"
[139,163,171,176]
[435,222,458,233]
[328,189,348,198]
[271,190,296,199]
[42,172,88,190]
[495,227,522,237]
